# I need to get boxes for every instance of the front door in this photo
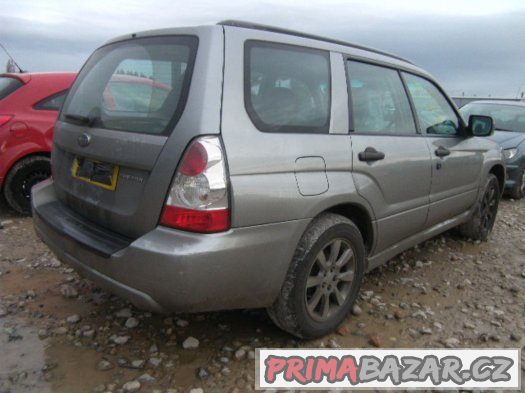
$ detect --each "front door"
[346,60,432,253]
[402,73,483,227]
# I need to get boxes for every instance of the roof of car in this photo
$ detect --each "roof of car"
[217,20,414,65]
[465,100,525,108]
[105,21,420,70]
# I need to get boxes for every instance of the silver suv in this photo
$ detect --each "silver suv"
[32,21,505,338]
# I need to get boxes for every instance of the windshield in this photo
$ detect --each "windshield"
[61,35,198,135]
[460,103,525,133]
[0,77,23,101]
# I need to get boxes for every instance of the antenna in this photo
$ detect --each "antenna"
[0,42,24,73]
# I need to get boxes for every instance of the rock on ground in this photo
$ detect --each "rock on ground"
[183,336,200,349]
[122,380,141,392]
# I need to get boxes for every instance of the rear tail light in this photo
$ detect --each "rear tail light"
[160,136,230,233]
[0,115,13,127]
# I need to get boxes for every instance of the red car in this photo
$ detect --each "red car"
[0,72,76,214]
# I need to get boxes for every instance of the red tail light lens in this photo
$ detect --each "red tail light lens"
[160,206,229,233]
[160,136,230,233]
[0,115,13,127]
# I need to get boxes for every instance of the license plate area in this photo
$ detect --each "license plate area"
[72,157,119,191]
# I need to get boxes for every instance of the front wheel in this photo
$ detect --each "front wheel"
[459,173,500,241]
[267,213,365,339]
[3,155,51,215]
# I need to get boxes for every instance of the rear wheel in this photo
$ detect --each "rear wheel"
[507,165,525,200]
[3,156,51,215]
[459,174,500,241]
[267,213,365,339]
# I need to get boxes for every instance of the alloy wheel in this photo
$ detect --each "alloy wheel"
[305,239,356,322]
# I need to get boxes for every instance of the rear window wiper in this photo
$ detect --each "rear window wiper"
[64,113,96,126]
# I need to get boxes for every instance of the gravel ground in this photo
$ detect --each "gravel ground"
[0,197,524,393]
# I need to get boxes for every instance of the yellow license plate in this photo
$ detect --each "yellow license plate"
[71,157,119,191]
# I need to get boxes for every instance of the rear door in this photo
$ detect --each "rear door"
[220,27,354,230]
[52,28,224,238]
[402,73,482,227]
[346,60,432,253]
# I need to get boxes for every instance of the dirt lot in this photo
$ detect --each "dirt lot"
[0,197,524,393]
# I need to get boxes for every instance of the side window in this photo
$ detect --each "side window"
[245,41,331,133]
[347,61,416,134]
[0,77,23,101]
[403,73,460,135]
[34,90,68,111]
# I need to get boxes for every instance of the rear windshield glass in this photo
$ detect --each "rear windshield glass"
[60,36,198,135]
[0,77,23,100]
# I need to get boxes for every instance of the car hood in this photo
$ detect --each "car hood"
[488,131,525,149]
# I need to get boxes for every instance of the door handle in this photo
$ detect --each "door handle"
[358,147,385,162]
[435,146,450,157]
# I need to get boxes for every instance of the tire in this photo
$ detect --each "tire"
[507,165,525,200]
[3,155,51,215]
[459,174,500,241]
[267,213,365,339]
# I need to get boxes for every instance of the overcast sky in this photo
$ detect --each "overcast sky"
[1,0,524,97]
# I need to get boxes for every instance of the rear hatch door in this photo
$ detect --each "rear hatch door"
[52,28,223,239]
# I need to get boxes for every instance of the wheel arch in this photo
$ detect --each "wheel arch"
[323,202,375,255]
[489,164,505,196]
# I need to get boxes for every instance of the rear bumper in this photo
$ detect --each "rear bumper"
[32,179,309,312]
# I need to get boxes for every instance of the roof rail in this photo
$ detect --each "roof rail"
[217,20,414,65]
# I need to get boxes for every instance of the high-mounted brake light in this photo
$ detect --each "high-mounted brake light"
[0,115,13,127]
[160,136,230,233]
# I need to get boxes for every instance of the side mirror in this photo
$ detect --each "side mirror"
[467,115,494,137]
